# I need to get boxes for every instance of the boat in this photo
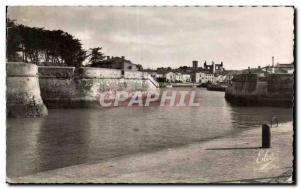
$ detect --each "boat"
[206,83,227,92]
[199,83,207,88]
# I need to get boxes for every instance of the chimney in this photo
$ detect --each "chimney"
[106,56,110,60]
[271,56,275,73]
[121,56,125,60]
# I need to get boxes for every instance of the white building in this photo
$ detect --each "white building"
[277,63,294,74]
[155,73,165,79]
[165,72,176,83]
[182,74,191,83]
[175,73,183,82]
[165,72,192,83]
[194,73,203,83]
[195,72,215,83]
[215,75,226,83]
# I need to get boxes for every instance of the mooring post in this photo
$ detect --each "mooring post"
[262,124,271,148]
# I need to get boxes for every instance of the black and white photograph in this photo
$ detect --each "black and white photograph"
[5,5,295,184]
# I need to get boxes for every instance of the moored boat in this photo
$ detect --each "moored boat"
[207,83,227,92]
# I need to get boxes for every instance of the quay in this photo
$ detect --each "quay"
[9,122,293,184]
[207,83,227,92]
[171,83,200,88]
[225,73,294,107]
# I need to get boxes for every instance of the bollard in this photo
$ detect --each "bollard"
[262,124,271,148]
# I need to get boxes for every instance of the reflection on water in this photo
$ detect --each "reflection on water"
[230,106,292,128]
[7,88,293,177]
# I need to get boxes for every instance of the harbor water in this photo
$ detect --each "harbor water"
[7,88,293,177]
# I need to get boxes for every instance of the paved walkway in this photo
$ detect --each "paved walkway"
[9,122,293,184]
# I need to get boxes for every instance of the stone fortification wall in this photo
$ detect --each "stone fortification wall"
[7,62,48,117]
[38,66,159,108]
[225,73,293,106]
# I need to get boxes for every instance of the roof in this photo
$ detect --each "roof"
[277,63,294,68]
[91,56,135,67]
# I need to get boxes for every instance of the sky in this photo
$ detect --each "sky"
[7,6,294,70]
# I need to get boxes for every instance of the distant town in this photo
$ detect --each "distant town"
[90,55,294,89]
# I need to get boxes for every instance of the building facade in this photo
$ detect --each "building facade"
[194,72,216,84]
[182,74,191,83]
[165,72,192,83]
[165,72,176,83]
[90,56,138,71]
[204,61,224,74]
[277,63,294,74]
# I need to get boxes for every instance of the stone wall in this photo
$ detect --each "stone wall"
[38,66,159,108]
[225,73,293,106]
[75,67,122,79]
[124,71,146,79]
[7,62,48,117]
[267,74,294,98]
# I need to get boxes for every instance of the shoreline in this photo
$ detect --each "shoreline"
[8,122,293,184]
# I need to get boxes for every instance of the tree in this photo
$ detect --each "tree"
[178,66,188,73]
[6,19,87,67]
[87,47,105,65]
[6,19,22,62]
[136,64,143,71]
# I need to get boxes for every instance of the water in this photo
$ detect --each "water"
[7,88,293,177]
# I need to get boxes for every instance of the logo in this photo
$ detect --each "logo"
[99,90,200,107]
